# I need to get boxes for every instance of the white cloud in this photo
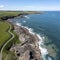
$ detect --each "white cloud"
[0,5,4,8]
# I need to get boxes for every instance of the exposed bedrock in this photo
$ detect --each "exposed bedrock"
[10,25,42,60]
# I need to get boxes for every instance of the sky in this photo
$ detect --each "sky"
[0,0,60,11]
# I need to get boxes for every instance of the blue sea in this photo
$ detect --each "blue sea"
[11,11,60,60]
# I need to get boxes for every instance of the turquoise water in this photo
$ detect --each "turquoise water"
[11,11,60,60]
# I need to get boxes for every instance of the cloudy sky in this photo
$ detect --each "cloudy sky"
[0,0,60,11]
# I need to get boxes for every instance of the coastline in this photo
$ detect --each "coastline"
[7,15,53,60]
[1,12,55,60]
[10,24,42,60]
[0,11,59,59]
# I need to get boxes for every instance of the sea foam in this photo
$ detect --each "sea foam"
[23,20,26,23]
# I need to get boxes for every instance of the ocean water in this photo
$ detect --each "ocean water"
[11,11,60,60]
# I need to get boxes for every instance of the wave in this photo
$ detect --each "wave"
[16,22,21,26]
[15,22,52,60]
[23,20,26,23]
[24,16,30,19]
[37,34,52,60]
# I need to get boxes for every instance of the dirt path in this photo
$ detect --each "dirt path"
[0,23,14,60]
[0,53,1,60]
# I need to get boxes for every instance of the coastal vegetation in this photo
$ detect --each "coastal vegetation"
[0,21,20,60]
[0,21,11,50]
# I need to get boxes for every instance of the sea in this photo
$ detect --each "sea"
[10,11,60,60]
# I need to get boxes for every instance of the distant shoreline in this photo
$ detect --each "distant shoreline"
[0,11,42,21]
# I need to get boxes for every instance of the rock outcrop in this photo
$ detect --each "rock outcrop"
[10,25,42,60]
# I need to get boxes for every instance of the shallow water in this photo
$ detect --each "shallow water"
[10,11,60,60]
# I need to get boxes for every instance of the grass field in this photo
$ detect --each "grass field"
[0,21,20,60]
[0,21,11,50]
[0,11,20,16]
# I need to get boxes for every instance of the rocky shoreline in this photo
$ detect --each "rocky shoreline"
[10,24,42,60]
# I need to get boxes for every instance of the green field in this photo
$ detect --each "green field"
[0,21,11,50]
[0,21,20,60]
[0,11,20,17]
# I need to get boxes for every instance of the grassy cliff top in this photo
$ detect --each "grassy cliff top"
[0,11,41,16]
[0,21,11,49]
